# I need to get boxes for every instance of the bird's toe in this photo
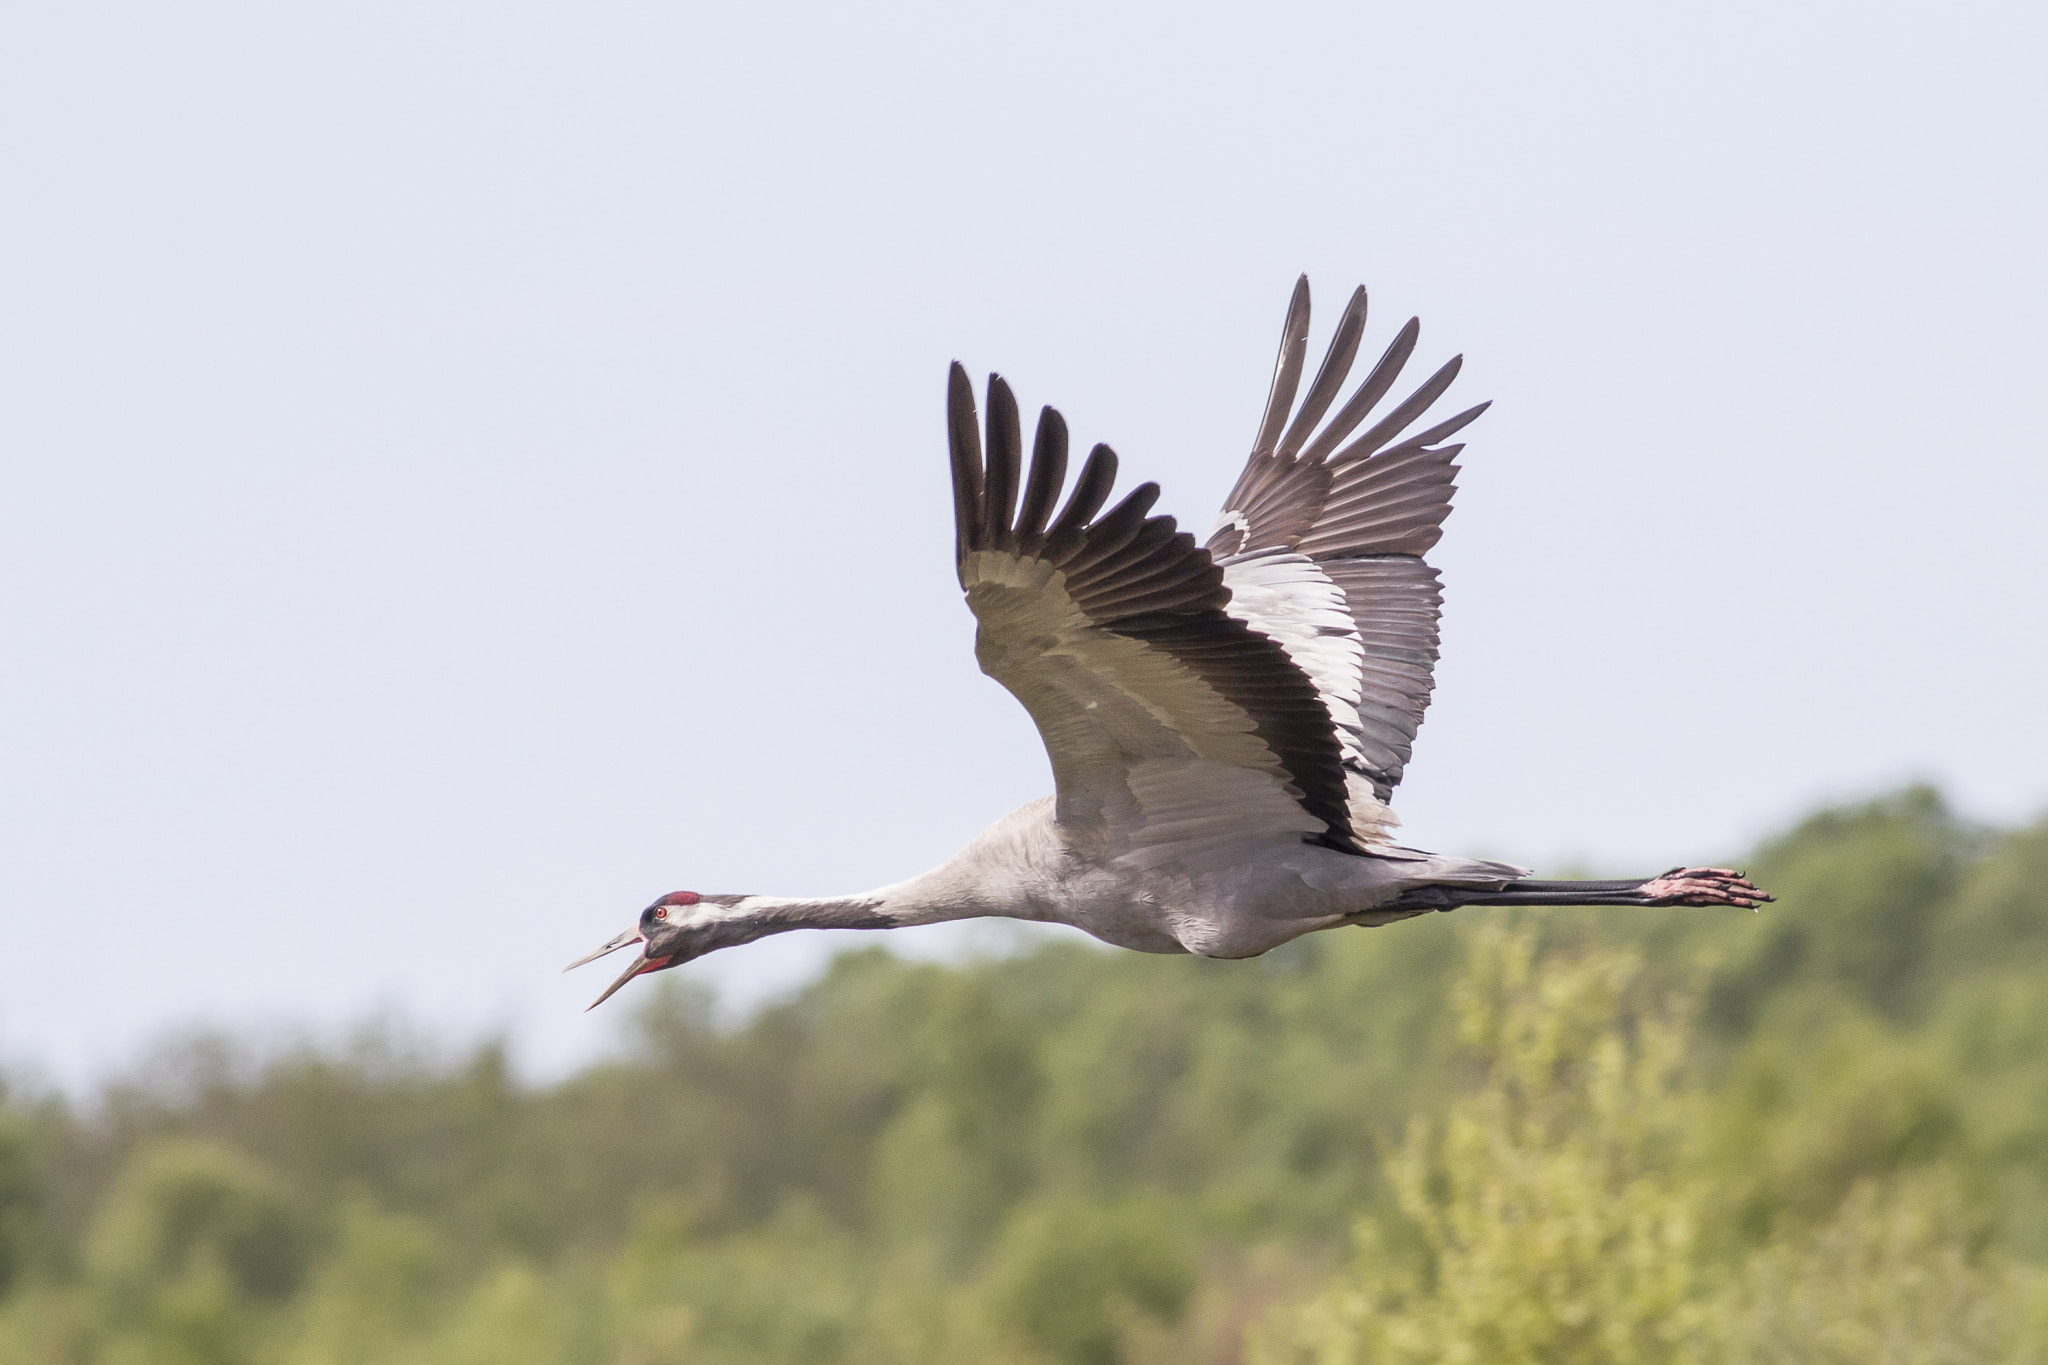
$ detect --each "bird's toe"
[1641,867,1774,908]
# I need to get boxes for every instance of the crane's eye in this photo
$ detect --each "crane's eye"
[653,907,668,920]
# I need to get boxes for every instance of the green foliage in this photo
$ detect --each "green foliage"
[287,1201,450,1364]
[1249,930,1704,1365]
[0,787,2045,1364]
[984,1197,1195,1365]
[57,1140,316,1365]
[1707,1174,2033,1365]
[86,1141,310,1304]
[0,1117,45,1297]
[1254,927,2045,1365]
[1700,785,1967,1028]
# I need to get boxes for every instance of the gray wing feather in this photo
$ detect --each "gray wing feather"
[1298,443,1462,558]
[1329,355,1465,465]
[1297,317,1421,464]
[1276,284,1368,460]
[1211,279,1488,804]
[1250,276,1312,460]
[1320,557,1445,795]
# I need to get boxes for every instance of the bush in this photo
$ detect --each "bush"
[1252,928,2045,1365]
[1250,930,1702,1365]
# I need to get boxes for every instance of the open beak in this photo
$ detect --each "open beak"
[565,926,672,1011]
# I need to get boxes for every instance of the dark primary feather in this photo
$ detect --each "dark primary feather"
[946,363,1363,852]
[1331,355,1466,466]
[1250,276,1312,461]
[1297,317,1422,465]
[1276,284,1368,461]
[1013,408,1068,547]
[1041,442,1118,553]
[947,370,985,564]
[983,377,1023,549]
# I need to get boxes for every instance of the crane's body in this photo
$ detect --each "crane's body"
[570,278,1769,1008]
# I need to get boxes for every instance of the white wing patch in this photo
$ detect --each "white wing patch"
[1222,548,1406,844]
[1218,553,1361,739]
[1220,550,1362,728]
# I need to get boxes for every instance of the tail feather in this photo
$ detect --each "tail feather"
[1397,852,1532,885]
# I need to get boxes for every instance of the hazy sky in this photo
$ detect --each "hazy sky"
[3,0,2043,1091]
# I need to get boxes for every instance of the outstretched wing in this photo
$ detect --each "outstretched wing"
[948,365,1367,864]
[1209,278,1486,824]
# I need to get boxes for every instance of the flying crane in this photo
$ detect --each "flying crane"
[570,278,1769,1008]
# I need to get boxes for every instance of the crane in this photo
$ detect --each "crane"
[569,277,1771,1009]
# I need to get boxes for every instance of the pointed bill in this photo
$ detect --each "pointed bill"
[585,950,670,1012]
[564,927,641,972]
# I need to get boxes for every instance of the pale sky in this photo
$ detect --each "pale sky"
[3,0,2043,1091]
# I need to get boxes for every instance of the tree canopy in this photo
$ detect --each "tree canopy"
[4,786,2046,1363]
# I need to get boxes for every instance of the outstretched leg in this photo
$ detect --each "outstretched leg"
[1369,867,1773,915]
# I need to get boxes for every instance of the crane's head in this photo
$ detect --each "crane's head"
[565,891,743,1010]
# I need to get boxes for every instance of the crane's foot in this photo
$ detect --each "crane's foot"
[1639,867,1774,908]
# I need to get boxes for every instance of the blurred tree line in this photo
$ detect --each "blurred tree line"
[3,785,2047,1363]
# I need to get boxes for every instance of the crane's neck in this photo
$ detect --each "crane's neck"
[691,861,1026,951]
[683,801,1057,955]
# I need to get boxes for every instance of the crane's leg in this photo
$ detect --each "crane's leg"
[1366,867,1772,916]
